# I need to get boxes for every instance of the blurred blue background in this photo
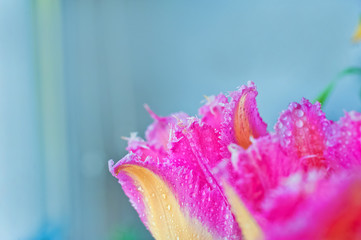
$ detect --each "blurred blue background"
[1,0,361,239]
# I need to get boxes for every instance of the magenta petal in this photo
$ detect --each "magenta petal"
[325,111,361,170]
[215,134,298,213]
[167,120,242,238]
[110,121,242,239]
[263,170,361,240]
[275,98,330,170]
[144,104,188,153]
[221,81,267,156]
[170,118,224,169]
[124,132,166,162]
[198,93,228,131]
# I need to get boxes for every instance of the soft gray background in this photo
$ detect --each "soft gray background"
[1,0,360,239]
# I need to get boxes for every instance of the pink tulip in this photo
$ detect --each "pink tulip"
[110,82,361,239]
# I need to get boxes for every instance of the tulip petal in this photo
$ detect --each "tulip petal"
[325,111,361,169]
[215,135,296,213]
[223,183,264,240]
[275,99,330,169]
[198,93,228,131]
[144,104,188,152]
[173,118,224,169]
[110,161,213,239]
[263,170,361,240]
[110,120,242,239]
[221,81,267,154]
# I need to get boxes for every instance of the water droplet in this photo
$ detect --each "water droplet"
[284,138,291,145]
[167,205,171,211]
[296,109,304,117]
[325,140,333,147]
[162,193,167,199]
[285,130,292,136]
[296,119,304,128]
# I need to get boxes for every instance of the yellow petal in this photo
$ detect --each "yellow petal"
[118,164,213,240]
[234,92,254,148]
[352,20,361,43]
[223,183,264,240]
[224,82,267,150]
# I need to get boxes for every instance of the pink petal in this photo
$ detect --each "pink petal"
[263,170,361,240]
[171,118,224,169]
[110,120,242,239]
[221,81,267,155]
[144,104,188,153]
[215,134,298,214]
[173,119,265,239]
[325,111,361,170]
[198,93,228,131]
[275,98,330,170]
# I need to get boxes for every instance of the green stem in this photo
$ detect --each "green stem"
[314,67,361,106]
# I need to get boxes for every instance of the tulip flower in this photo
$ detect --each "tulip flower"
[109,82,361,239]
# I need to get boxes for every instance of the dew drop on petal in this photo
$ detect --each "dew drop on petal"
[296,109,304,117]
[296,119,304,128]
